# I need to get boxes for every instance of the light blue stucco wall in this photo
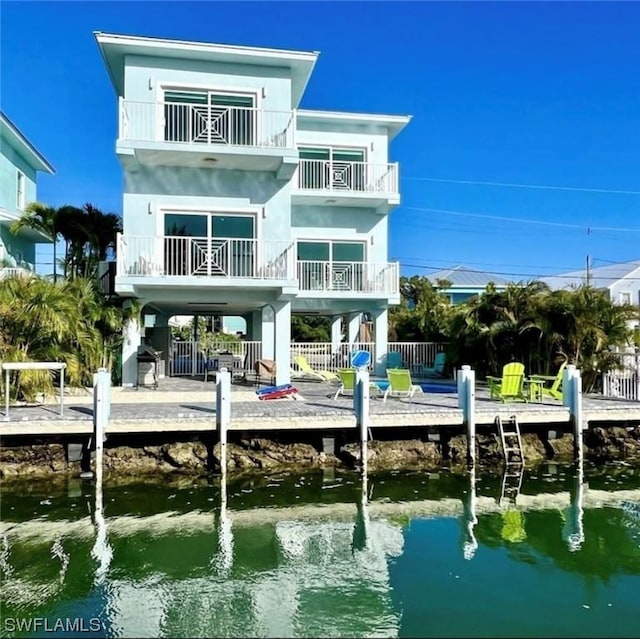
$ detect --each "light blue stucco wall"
[123,166,292,240]
[0,132,39,266]
[291,206,388,263]
[0,139,37,214]
[124,55,292,112]
[295,124,390,167]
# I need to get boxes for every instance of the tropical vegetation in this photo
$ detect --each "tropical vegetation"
[389,275,639,392]
[1,201,127,400]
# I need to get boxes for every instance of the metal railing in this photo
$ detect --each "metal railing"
[296,159,399,195]
[0,267,34,279]
[169,340,446,377]
[120,99,296,149]
[297,260,399,294]
[603,353,640,401]
[117,235,399,293]
[117,234,295,279]
[290,341,445,374]
[170,339,262,377]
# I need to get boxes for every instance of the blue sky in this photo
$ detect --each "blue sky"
[2,0,639,281]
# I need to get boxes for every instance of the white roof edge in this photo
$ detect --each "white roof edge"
[93,31,320,62]
[297,109,412,139]
[0,112,55,174]
[298,109,412,124]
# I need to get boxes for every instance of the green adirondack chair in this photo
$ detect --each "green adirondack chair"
[487,362,528,403]
[530,361,567,402]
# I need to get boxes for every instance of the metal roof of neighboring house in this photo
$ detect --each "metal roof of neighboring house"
[541,260,640,290]
[425,265,509,288]
[94,31,319,108]
[0,111,55,174]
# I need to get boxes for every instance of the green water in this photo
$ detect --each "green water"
[1,463,640,638]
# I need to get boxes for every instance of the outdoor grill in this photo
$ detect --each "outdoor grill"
[136,345,162,389]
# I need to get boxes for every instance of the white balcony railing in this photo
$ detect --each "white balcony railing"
[296,159,399,195]
[117,235,295,280]
[116,236,399,294]
[0,266,35,279]
[297,260,399,294]
[119,100,296,149]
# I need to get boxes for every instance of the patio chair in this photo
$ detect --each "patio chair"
[292,355,339,382]
[386,351,405,369]
[333,368,382,400]
[382,368,425,403]
[530,361,567,402]
[486,362,528,403]
[416,352,447,378]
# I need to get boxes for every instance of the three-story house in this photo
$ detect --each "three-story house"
[95,32,410,385]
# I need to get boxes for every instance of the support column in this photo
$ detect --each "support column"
[331,316,342,354]
[273,301,292,386]
[347,313,361,347]
[372,308,388,376]
[260,306,275,361]
[121,317,141,387]
[248,310,262,342]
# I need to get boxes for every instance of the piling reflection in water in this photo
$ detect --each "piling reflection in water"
[1,461,640,638]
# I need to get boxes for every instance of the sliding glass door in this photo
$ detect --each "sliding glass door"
[299,147,366,191]
[297,240,365,290]
[164,90,256,146]
[164,212,255,276]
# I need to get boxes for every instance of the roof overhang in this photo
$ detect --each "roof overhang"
[0,113,55,174]
[94,31,319,108]
[297,109,412,140]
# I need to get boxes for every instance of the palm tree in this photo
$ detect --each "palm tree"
[10,202,60,282]
[56,203,122,279]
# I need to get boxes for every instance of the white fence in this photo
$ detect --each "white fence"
[169,340,445,377]
[602,355,640,401]
[170,340,262,377]
[291,341,445,374]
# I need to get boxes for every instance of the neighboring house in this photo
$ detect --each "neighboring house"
[0,112,55,275]
[425,265,509,305]
[95,32,411,385]
[541,260,640,332]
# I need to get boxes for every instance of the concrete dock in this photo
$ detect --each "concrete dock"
[1,376,639,437]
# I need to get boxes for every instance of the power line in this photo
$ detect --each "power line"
[402,176,640,196]
[398,205,640,233]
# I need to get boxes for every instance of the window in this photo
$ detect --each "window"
[619,291,632,305]
[298,147,366,191]
[163,89,256,146]
[16,171,25,209]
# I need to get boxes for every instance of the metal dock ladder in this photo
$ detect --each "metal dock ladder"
[496,414,525,506]
[495,414,524,465]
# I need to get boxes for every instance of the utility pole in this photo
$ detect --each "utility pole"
[586,254,590,286]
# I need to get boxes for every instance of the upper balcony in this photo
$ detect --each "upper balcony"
[291,159,400,209]
[117,99,298,176]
